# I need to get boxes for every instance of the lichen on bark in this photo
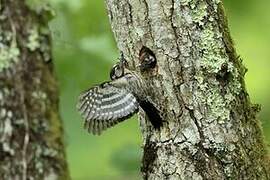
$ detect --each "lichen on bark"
[105,0,270,179]
[0,0,69,179]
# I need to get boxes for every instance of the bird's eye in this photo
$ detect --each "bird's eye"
[115,67,123,77]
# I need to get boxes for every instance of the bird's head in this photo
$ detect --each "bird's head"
[139,46,157,72]
[110,52,130,80]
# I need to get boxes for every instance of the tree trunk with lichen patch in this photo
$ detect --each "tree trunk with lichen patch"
[105,0,270,179]
[0,1,69,179]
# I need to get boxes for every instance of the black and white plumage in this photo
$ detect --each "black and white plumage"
[77,56,162,135]
[139,46,157,72]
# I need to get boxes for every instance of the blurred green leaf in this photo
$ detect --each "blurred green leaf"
[26,0,55,21]
[110,144,141,173]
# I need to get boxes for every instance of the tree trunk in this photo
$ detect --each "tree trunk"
[0,1,69,179]
[105,0,270,179]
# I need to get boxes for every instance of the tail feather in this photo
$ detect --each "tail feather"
[139,100,163,129]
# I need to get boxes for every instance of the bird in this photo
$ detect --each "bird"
[138,46,157,72]
[77,53,162,135]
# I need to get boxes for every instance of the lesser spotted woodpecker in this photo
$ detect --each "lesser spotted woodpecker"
[77,53,162,135]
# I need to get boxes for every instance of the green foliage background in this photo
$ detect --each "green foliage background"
[48,0,270,179]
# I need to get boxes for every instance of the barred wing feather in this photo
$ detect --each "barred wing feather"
[77,82,139,135]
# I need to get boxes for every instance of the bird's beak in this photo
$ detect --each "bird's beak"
[139,62,152,72]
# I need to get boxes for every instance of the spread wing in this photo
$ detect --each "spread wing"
[77,79,139,135]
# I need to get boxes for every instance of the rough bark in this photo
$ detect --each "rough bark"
[105,0,270,179]
[0,0,69,179]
